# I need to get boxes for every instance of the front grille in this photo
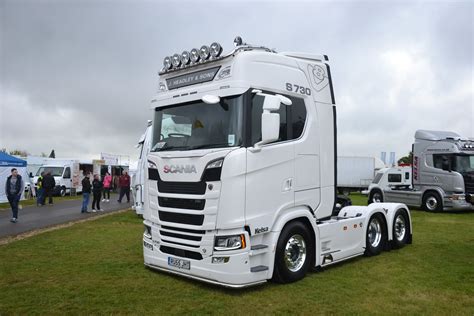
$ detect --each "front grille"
[160,230,202,241]
[161,225,205,234]
[148,168,206,195]
[158,197,205,210]
[463,174,474,194]
[159,211,204,225]
[160,245,203,260]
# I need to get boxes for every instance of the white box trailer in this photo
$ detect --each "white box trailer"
[337,156,376,194]
[142,37,413,288]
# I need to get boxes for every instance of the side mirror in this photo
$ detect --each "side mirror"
[250,90,292,152]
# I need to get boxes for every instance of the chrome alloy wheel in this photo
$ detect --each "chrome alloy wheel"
[426,196,438,211]
[368,218,382,248]
[284,234,307,272]
[394,215,406,242]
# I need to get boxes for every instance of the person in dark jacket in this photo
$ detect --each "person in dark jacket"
[81,173,92,213]
[36,171,45,206]
[117,171,131,203]
[91,174,103,212]
[5,168,24,223]
[42,171,56,205]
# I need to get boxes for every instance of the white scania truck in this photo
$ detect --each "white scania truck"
[368,130,474,212]
[142,37,412,287]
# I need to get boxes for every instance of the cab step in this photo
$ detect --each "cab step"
[251,244,268,250]
[251,265,269,273]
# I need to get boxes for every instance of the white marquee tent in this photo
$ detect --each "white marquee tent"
[0,152,29,203]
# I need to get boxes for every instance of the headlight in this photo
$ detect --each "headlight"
[190,48,200,63]
[171,53,181,68]
[144,225,152,239]
[206,158,224,169]
[214,234,246,251]
[148,160,157,169]
[163,56,172,70]
[199,45,210,61]
[181,51,190,65]
[210,42,222,58]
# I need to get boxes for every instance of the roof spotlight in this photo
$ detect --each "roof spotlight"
[181,51,190,65]
[199,45,210,61]
[163,56,172,70]
[210,42,222,58]
[190,48,200,63]
[172,53,181,67]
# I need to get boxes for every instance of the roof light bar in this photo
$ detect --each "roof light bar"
[161,41,224,73]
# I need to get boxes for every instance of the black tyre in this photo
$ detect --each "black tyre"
[364,213,386,256]
[368,189,383,204]
[60,187,66,197]
[273,221,313,283]
[392,209,410,249]
[422,192,442,212]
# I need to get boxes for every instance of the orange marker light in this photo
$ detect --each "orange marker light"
[240,234,246,249]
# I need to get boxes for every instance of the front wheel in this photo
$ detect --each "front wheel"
[60,187,66,197]
[364,213,386,256]
[368,190,383,204]
[422,192,442,212]
[273,221,313,283]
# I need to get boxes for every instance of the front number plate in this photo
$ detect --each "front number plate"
[168,257,190,270]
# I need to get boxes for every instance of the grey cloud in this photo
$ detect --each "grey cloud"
[1,0,472,162]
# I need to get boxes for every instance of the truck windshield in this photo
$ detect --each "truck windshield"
[151,94,244,152]
[452,155,474,173]
[36,166,64,177]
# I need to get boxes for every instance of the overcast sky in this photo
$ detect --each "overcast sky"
[1,0,473,164]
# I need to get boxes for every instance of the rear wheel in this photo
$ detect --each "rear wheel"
[365,213,386,256]
[422,192,442,212]
[369,190,383,204]
[392,209,410,249]
[273,221,313,283]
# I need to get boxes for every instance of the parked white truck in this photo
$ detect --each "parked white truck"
[133,121,153,216]
[368,130,474,211]
[34,160,93,196]
[337,156,378,194]
[367,166,412,202]
[142,37,412,287]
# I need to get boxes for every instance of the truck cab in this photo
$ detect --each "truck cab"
[368,166,412,203]
[369,130,474,211]
[143,38,412,287]
[34,165,73,196]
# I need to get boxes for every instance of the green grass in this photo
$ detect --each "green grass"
[0,195,82,210]
[0,194,473,314]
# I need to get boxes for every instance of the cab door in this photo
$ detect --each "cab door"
[245,92,294,233]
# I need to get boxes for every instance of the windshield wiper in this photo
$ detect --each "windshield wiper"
[155,145,189,152]
[189,143,234,150]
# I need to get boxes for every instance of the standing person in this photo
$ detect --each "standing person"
[91,174,103,212]
[36,171,45,206]
[5,168,24,223]
[102,172,112,202]
[42,170,56,205]
[117,171,131,203]
[81,173,91,213]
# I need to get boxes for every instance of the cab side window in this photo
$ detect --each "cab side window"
[63,167,71,179]
[433,154,451,171]
[250,91,307,146]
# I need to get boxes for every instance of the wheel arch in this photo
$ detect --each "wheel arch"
[421,188,444,210]
[368,186,384,203]
[366,203,412,243]
[268,206,318,274]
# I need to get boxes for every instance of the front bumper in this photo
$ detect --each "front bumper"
[444,196,474,211]
[143,238,268,288]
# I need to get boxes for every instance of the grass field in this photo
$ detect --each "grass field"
[0,195,82,210]
[0,194,473,314]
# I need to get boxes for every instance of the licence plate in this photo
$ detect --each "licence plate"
[168,257,191,270]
